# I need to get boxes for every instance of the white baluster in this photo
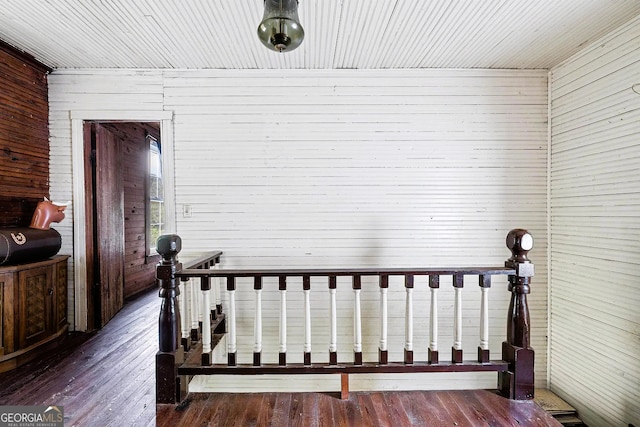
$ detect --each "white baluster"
[201,279,212,355]
[209,264,217,316]
[329,287,337,353]
[379,287,388,351]
[196,277,203,325]
[405,287,413,352]
[228,288,237,356]
[254,288,262,353]
[214,272,221,311]
[353,289,362,353]
[180,279,189,340]
[279,289,287,355]
[190,277,199,332]
[303,288,311,354]
[429,287,438,352]
[453,287,462,350]
[480,286,489,351]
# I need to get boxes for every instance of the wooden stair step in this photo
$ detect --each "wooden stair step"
[554,414,587,426]
[534,389,586,426]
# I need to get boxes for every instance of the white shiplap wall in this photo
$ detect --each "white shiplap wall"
[48,68,548,392]
[550,15,640,427]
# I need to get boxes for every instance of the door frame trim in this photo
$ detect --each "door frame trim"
[71,110,175,331]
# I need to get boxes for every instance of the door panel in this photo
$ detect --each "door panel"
[93,123,125,327]
[83,122,96,329]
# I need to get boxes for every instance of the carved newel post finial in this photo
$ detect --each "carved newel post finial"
[157,234,182,262]
[505,229,534,348]
[156,234,184,404]
[499,228,535,400]
[157,234,182,352]
[506,228,533,265]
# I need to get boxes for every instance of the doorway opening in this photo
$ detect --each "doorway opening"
[83,121,162,329]
[70,110,174,332]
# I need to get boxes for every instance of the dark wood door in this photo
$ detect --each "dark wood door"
[86,123,125,328]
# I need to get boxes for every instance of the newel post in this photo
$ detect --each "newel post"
[498,229,535,400]
[155,234,184,404]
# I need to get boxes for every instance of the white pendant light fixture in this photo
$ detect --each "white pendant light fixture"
[257,0,304,53]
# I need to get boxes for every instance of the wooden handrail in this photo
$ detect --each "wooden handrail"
[182,251,223,270]
[177,266,514,278]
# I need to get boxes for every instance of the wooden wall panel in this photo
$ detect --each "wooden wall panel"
[101,122,160,300]
[549,15,640,427]
[0,42,51,226]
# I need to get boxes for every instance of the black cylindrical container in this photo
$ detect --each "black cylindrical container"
[0,227,62,265]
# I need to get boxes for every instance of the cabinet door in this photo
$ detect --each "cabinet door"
[18,266,53,348]
[1,271,16,354]
[0,274,6,355]
[53,259,68,330]
[0,280,3,356]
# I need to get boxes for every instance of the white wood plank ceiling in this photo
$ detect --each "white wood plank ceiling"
[1,0,639,70]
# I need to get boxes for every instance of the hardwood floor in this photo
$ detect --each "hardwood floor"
[157,390,561,427]
[0,288,560,426]
[0,289,158,426]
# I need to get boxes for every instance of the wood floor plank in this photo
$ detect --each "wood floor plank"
[105,369,156,426]
[313,394,336,427]
[356,393,383,426]
[289,393,306,427]
[156,403,185,427]
[176,394,208,427]
[397,391,430,426]
[320,393,342,426]
[369,392,400,426]
[472,390,520,426]
[439,390,487,427]
[270,393,293,426]
[255,393,276,426]
[418,389,460,425]
[454,389,498,426]
[378,393,416,426]
[301,393,321,427]
[57,335,156,425]
[236,392,265,426]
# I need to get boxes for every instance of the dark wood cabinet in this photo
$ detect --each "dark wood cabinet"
[0,255,69,372]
